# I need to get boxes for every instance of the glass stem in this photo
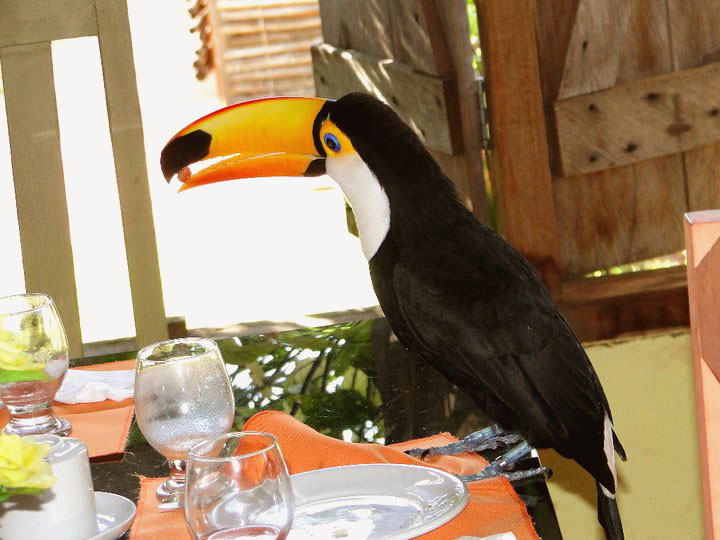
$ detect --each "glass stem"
[168,459,187,486]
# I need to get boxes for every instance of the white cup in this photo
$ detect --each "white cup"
[0,435,98,540]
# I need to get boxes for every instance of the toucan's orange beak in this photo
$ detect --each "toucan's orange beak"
[160,97,332,191]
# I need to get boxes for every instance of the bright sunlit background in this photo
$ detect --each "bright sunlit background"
[0,0,378,344]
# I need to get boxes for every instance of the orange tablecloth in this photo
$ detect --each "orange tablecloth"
[129,410,539,539]
[0,359,136,461]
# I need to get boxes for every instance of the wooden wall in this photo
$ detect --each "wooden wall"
[311,0,488,221]
[477,0,720,340]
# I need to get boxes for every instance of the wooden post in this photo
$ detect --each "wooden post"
[474,0,561,293]
[684,209,720,539]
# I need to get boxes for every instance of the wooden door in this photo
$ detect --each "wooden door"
[478,0,720,340]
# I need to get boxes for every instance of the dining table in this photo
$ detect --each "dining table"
[75,317,563,539]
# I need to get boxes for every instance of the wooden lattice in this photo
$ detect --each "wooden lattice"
[191,0,321,103]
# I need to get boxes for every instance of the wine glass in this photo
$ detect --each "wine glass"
[135,337,235,508]
[0,293,71,436]
[185,432,295,540]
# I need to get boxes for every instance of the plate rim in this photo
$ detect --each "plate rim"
[86,491,137,540]
[289,463,469,540]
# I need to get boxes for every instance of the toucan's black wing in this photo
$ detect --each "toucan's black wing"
[391,219,617,486]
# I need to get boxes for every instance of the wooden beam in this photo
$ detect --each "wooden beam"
[96,0,168,348]
[0,0,97,48]
[685,209,720,539]
[421,0,488,221]
[561,266,687,304]
[1,42,83,358]
[559,286,689,343]
[311,43,461,154]
[555,61,720,176]
[685,210,720,380]
[475,0,561,292]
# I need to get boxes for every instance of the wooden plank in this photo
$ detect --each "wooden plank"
[228,66,312,83]
[311,43,461,155]
[95,0,168,348]
[318,0,393,63]
[560,286,689,342]
[685,209,720,539]
[668,0,720,214]
[316,0,485,216]
[423,0,487,220]
[317,0,451,76]
[557,0,632,98]
[685,210,720,379]
[0,42,83,358]
[554,154,686,276]
[550,0,686,276]
[221,19,319,36]
[218,0,318,9]
[387,1,438,76]
[224,41,316,60]
[0,0,97,48]
[475,0,561,292]
[534,0,581,102]
[219,5,319,21]
[561,266,687,304]
[555,61,720,176]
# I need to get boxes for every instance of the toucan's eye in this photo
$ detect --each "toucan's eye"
[323,133,341,153]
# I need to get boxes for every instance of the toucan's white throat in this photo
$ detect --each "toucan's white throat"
[326,152,390,260]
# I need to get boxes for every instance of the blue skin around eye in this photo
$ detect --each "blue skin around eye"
[323,133,341,152]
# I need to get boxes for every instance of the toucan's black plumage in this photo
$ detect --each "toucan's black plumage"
[160,92,627,539]
[330,94,627,539]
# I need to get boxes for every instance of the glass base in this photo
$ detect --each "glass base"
[3,415,71,437]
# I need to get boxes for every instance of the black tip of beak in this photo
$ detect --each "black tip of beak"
[303,158,326,177]
[160,130,212,182]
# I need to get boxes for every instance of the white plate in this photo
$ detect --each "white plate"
[288,464,468,540]
[86,492,137,540]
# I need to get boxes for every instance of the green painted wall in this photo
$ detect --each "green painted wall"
[540,330,705,539]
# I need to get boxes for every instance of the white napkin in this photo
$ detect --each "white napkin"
[455,534,517,540]
[55,369,135,404]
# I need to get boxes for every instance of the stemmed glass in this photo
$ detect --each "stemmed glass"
[135,337,235,508]
[0,293,71,436]
[185,432,295,540]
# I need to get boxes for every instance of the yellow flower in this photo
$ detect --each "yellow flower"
[0,434,56,490]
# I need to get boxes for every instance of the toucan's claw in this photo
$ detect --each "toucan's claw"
[405,424,522,460]
[457,440,547,483]
[460,465,553,484]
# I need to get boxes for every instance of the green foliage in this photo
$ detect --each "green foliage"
[221,320,384,443]
[467,0,482,73]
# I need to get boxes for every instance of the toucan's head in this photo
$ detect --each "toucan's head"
[160,92,453,258]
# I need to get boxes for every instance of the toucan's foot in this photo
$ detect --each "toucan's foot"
[457,440,550,483]
[405,424,522,460]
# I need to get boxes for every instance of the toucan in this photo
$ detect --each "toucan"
[161,92,626,539]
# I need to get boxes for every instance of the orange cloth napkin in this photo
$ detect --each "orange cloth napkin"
[0,359,136,461]
[129,410,539,540]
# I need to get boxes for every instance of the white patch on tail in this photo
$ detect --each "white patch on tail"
[601,413,617,498]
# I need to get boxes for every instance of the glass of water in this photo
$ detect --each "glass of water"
[185,432,295,540]
[0,293,71,436]
[135,337,235,508]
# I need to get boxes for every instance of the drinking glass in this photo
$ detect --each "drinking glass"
[135,337,235,508]
[185,432,295,540]
[0,293,71,436]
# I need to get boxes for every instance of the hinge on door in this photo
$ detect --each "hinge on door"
[476,75,491,151]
